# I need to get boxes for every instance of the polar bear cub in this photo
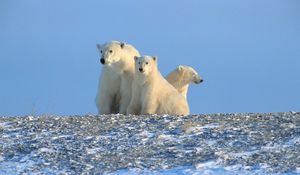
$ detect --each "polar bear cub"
[95,41,140,114]
[166,65,203,99]
[127,65,202,115]
[132,55,190,115]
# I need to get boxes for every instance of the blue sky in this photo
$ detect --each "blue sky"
[0,0,299,116]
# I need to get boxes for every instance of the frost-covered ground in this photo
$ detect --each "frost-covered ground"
[0,112,299,174]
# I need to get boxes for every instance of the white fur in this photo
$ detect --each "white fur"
[95,41,140,114]
[128,56,190,115]
[166,65,203,99]
[95,66,120,114]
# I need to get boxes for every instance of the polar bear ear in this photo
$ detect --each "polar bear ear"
[177,65,184,72]
[152,56,158,62]
[96,44,102,50]
[120,42,125,48]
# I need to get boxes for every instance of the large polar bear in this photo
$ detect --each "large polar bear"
[166,65,203,99]
[130,55,190,115]
[95,65,120,114]
[95,41,140,114]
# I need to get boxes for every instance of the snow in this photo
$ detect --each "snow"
[0,112,299,174]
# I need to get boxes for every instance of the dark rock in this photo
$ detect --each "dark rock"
[0,112,299,174]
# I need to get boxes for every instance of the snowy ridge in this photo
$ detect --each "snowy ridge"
[0,112,299,174]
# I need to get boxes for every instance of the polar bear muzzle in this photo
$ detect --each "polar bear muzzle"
[194,77,203,84]
[100,58,105,64]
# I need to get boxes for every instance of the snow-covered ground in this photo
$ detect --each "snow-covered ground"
[0,112,299,174]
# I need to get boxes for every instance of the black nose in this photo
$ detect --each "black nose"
[200,79,204,83]
[100,58,105,64]
[139,68,143,72]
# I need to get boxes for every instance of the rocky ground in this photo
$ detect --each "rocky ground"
[0,112,299,174]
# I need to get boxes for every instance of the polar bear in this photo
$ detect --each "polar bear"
[95,41,140,114]
[166,65,203,99]
[127,65,202,115]
[130,55,190,115]
[95,65,120,114]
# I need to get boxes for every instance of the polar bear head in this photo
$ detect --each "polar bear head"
[165,65,203,99]
[176,65,203,84]
[96,41,140,73]
[134,55,158,76]
[96,41,125,65]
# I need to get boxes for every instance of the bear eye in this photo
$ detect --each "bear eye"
[100,50,103,53]
[109,50,113,53]
[138,62,141,64]
[146,62,149,65]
